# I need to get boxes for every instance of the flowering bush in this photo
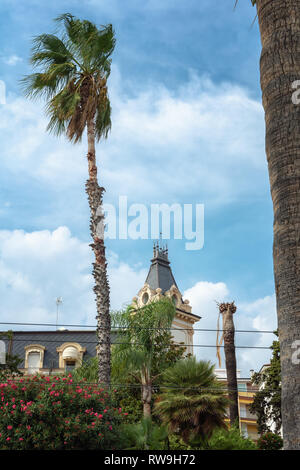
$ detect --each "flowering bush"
[257,432,283,450]
[0,375,128,450]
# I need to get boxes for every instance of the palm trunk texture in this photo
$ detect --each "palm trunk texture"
[220,303,239,427]
[86,118,111,385]
[141,370,152,418]
[256,0,300,449]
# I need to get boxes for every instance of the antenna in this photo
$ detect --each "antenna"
[55,297,63,330]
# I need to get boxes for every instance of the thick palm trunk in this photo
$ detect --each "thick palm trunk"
[256,0,300,449]
[141,370,152,418]
[86,117,111,385]
[220,303,239,427]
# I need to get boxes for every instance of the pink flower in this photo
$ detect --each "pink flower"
[19,438,24,441]
[6,437,10,441]
[26,425,31,430]
[7,425,12,430]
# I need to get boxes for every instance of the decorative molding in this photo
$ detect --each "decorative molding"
[56,342,86,369]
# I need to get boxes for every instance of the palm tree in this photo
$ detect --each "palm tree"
[248,0,300,449]
[21,14,116,385]
[112,298,178,418]
[154,357,229,444]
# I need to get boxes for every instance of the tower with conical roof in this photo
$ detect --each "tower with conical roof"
[132,242,201,354]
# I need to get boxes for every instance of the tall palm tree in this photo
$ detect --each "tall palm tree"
[248,0,300,449]
[21,14,116,385]
[154,357,229,444]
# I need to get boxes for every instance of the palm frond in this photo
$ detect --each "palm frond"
[20,73,58,100]
[154,357,229,443]
[55,14,115,73]
[31,33,74,65]
[21,13,116,143]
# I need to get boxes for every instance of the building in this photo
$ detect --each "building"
[1,330,99,375]
[132,243,201,354]
[215,369,259,441]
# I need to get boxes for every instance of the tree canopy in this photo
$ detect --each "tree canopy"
[21,13,115,143]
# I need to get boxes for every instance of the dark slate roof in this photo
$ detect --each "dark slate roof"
[145,245,179,295]
[1,330,116,369]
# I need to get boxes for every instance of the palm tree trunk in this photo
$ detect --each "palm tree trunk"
[86,117,111,385]
[141,371,152,418]
[256,0,300,450]
[220,303,239,427]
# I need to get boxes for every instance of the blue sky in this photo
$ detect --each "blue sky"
[0,0,277,375]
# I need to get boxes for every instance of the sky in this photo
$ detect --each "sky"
[0,0,277,376]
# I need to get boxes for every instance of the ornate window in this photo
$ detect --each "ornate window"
[24,344,45,374]
[56,343,86,371]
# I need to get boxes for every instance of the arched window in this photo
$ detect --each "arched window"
[24,345,45,374]
[56,343,86,371]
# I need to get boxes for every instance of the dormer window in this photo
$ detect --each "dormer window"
[56,343,86,371]
[24,344,45,374]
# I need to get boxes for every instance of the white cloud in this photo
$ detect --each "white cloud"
[0,227,146,329]
[0,68,266,209]
[3,55,23,66]
[184,282,277,377]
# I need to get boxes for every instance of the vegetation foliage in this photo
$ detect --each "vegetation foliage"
[21,13,115,143]
[154,357,229,444]
[0,374,127,450]
[257,432,283,451]
[250,332,281,434]
[0,332,23,382]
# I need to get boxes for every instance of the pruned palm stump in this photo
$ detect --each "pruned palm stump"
[217,301,239,427]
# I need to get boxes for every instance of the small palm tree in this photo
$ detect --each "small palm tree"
[154,357,228,444]
[21,14,116,384]
[121,418,168,450]
[112,298,177,418]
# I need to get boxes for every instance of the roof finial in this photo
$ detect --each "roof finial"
[159,231,163,250]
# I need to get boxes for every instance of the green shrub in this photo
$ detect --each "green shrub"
[202,427,257,450]
[0,375,128,450]
[257,432,283,450]
[167,434,192,450]
[120,418,168,450]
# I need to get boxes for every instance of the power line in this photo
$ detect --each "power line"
[0,321,276,334]
[0,379,278,394]
[0,336,272,349]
